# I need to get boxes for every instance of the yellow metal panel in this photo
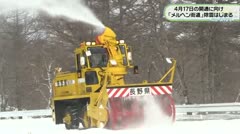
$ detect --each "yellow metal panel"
[87,105,108,121]
[53,95,90,101]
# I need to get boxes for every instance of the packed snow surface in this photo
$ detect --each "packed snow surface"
[0,118,239,134]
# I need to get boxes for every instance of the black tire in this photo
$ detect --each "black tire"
[64,106,80,130]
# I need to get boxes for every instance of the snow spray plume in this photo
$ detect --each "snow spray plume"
[143,96,172,128]
[0,0,105,29]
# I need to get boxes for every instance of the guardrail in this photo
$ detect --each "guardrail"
[176,103,240,121]
[0,103,240,120]
[0,109,52,119]
[176,103,240,113]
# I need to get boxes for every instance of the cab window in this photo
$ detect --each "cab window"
[76,54,81,71]
[85,71,98,85]
[88,47,109,68]
[119,45,127,65]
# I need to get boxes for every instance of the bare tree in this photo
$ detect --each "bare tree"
[0,10,43,109]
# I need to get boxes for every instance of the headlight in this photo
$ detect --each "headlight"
[110,59,117,65]
[86,42,91,45]
[119,40,125,44]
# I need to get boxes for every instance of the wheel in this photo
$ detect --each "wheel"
[63,106,80,129]
[80,106,91,128]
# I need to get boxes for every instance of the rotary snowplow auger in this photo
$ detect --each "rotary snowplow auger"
[105,58,176,129]
[51,26,177,130]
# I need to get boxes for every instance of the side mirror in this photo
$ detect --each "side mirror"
[80,57,85,66]
[127,52,132,61]
[133,66,139,74]
[86,50,91,56]
[166,58,172,64]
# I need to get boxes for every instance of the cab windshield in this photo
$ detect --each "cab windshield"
[88,47,109,68]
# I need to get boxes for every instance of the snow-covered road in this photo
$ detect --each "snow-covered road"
[0,118,239,134]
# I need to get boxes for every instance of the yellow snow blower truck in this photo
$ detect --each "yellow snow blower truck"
[51,27,176,129]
